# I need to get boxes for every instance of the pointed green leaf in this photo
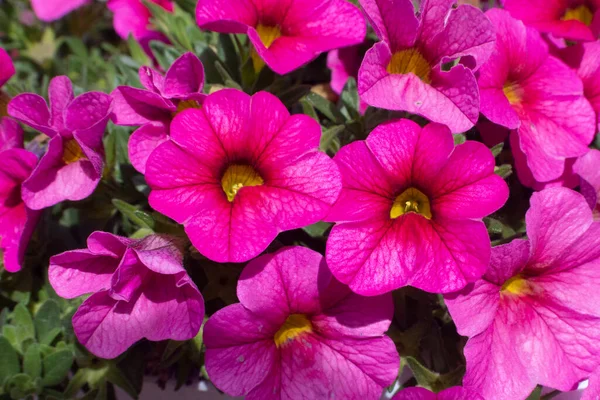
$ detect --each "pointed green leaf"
[305,92,345,123]
[11,304,35,346]
[0,336,19,386]
[23,344,42,379]
[35,300,62,345]
[42,349,73,387]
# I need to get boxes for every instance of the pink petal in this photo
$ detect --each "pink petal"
[65,91,112,144]
[445,279,500,339]
[195,0,257,33]
[0,48,15,87]
[0,118,24,152]
[110,86,173,126]
[86,231,131,258]
[128,122,169,174]
[437,387,484,400]
[138,65,164,93]
[48,76,75,133]
[583,368,600,400]
[8,93,57,137]
[392,387,437,400]
[204,304,278,396]
[484,239,530,285]
[574,149,600,209]
[431,141,509,219]
[162,52,205,99]
[131,234,184,275]
[31,0,90,21]
[358,0,419,50]
[417,0,456,47]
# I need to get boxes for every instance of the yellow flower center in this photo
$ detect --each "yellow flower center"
[274,314,312,348]
[562,5,594,25]
[503,81,524,106]
[390,187,432,220]
[220,164,264,202]
[501,275,532,296]
[62,139,85,164]
[173,99,201,116]
[251,24,282,72]
[387,48,431,84]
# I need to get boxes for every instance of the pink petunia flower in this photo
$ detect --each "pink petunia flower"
[583,368,600,400]
[49,232,204,359]
[478,9,595,185]
[357,0,495,133]
[30,0,90,22]
[8,76,112,210]
[0,48,15,88]
[445,187,600,400]
[146,89,342,263]
[392,386,483,400]
[203,246,400,399]
[0,118,40,273]
[111,52,205,173]
[574,149,600,216]
[504,0,600,42]
[108,0,173,47]
[325,119,508,295]
[327,43,371,114]
[195,0,366,75]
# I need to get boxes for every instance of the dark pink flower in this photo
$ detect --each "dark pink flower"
[8,76,112,209]
[574,149,600,216]
[0,48,15,88]
[392,386,483,400]
[108,0,173,46]
[111,52,205,173]
[325,119,508,295]
[478,9,595,185]
[446,187,600,400]
[49,232,204,359]
[146,89,341,263]
[195,0,366,74]
[204,246,399,399]
[504,0,600,42]
[357,0,495,133]
[0,118,40,273]
[30,0,90,22]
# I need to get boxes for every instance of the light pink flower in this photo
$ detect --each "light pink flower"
[108,0,173,51]
[446,187,600,400]
[504,0,600,42]
[357,0,495,133]
[30,0,90,22]
[325,119,508,295]
[49,232,204,359]
[327,43,371,114]
[392,386,484,400]
[204,246,399,399]
[195,0,366,75]
[111,52,205,173]
[478,9,595,184]
[574,149,600,215]
[0,48,15,88]
[146,89,341,263]
[8,76,112,210]
[0,118,40,273]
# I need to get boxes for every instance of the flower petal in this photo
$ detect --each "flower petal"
[162,52,205,99]
[128,123,169,174]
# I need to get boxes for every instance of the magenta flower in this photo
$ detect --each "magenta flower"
[327,43,370,114]
[204,246,399,399]
[108,0,173,46]
[583,368,600,400]
[111,52,205,173]
[325,119,508,295]
[357,0,495,133]
[574,149,600,215]
[30,0,90,22]
[0,118,40,273]
[8,76,112,210]
[445,187,600,400]
[146,89,341,263]
[478,9,595,184]
[392,387,483,400]
[504,0,600,42]
[195,0,366,75]
[49,232,204,359]
[0,48,15,88]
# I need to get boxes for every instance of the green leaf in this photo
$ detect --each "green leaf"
[106,365,139,400]
[453,133,466,145]
[305,92,345,123]
[214,61,242,90]
[495,164,513,179]
[112,199,155,230]
[526,385,542,400]
[340,77,359,120]
[5,373,36,399]
[35,300,62,345]
[42,349,73,387]
[300,99,318,121]
[0,336,20,386]
[11,304,35,347]
[126,35,151,67]
[23,344,42,379]
[405,356,464,392]
[302,222,332,238]
[490,142,504,158]
[320,125,345,152]
[277,85,312,108]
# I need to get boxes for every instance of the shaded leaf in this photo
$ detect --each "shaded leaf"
[42,350,73,387]
[0,336,19,386]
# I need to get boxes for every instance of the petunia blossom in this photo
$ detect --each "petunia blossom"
[0,118,40,273]
[49,232,204,359]
[325,119,508,295]
[195,0,366,75]
[357,0,495,133]
[392,386,484,400]
[504,0,600,42]
[107,0,173,49]
[30,0,90,22]
[327,42,371,114]
[583,368,600,400]
[574,149,600,216]
[8,76,112,210]
[0,48,15,89]
[111,52,205,173]
[445,187,600,400]
[146,89,342,263]
[478,9,595,185]
[204,246,399,399]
